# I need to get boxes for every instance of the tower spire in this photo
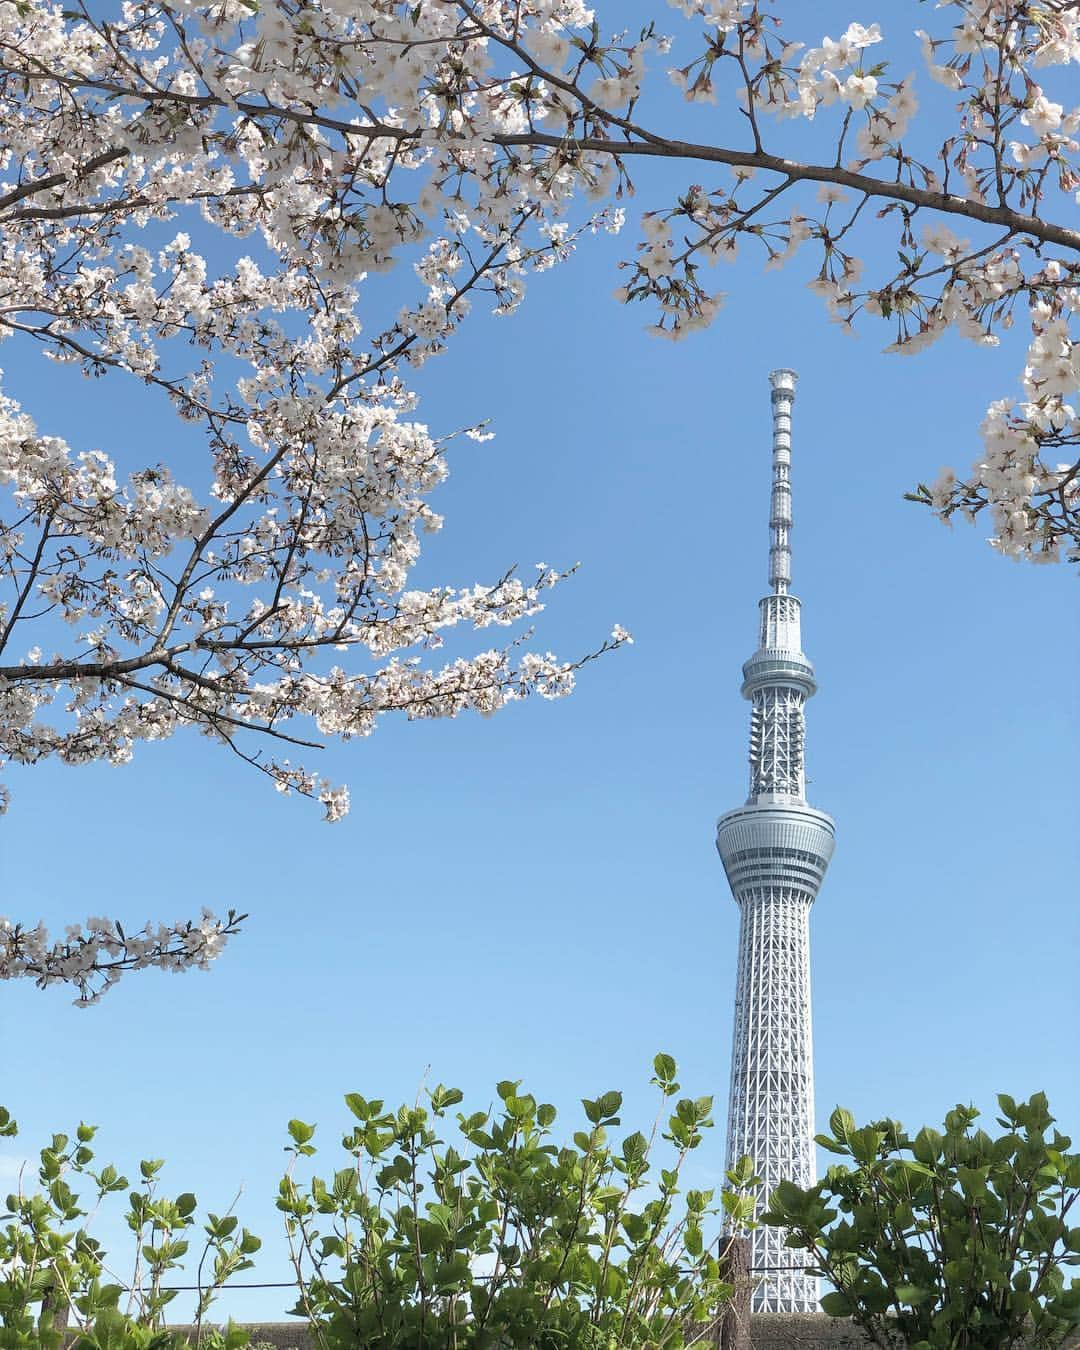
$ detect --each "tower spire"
[768,369,795,596]
[717,370,836,1314]
[742,370,816,803]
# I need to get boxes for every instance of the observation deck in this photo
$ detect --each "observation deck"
[716,801,835,896]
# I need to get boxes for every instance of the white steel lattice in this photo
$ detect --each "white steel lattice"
[759,594,802,652]
[726,889,817,1312]
[716,370,836,1314]
[748,687,806,797]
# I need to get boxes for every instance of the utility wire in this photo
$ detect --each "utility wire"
[151,1265,815,1293]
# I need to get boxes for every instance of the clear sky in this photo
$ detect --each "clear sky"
[0,0,1077,1324]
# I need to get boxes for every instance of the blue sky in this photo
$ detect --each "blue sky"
[0,0,1077,1323]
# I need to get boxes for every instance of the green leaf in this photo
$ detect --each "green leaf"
[895,1283,933,1306]
[597,1090,623,1120]
[727,1155,757,1187]
[667,1117,691,1147]
[430,1085,464,1112]
[223,1320,249,1350]
[721,1190,756,1224]
[957,1164,989,1198]
[828,1107,856,1142]
[676,1099,698,1126]
[912,1127,943,1165]
[896,1159,934,1184]
[288,1120,315,1147]
[770,1178,808,1219]
[686,1188,710,1213]
[344,1094,369,1121]
[848,1127,886,1165]
[653,1053,677,1083]
[997,1093,1018,1121]
[622,1131,648,1164]
[504,1095,534,1121]
[820,1291,854,1317]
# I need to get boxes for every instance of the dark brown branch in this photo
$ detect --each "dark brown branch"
[491,132,1080,254]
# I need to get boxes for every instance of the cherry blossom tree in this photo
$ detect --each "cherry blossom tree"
[437,0,1077,562]
[0,0,634,1000]
[1,0,1076,999]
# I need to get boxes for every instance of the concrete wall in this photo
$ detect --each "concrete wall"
[178,1318,1080,1348]
[747,1321,1080,1350]
[176,1316,875,1347]
[749,1314,873,1346]
[215,1327,308,1349]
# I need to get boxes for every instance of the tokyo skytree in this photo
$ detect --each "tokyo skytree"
[716,369,836,1314]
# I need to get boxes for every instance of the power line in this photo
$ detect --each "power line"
[152,1266,816,1294]
[159,1282,295,1292]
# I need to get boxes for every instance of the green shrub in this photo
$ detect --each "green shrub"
[0,1055,752,1348]
[762,1094,1080,1348]
[277,1053,753,1348]
[0,1104,258,1348]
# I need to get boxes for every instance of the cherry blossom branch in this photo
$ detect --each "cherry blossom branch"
[493,132,1080,253]
[0,910,245,1006]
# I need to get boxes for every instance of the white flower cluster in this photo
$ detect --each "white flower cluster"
[613,1,1080,559]
[955,299,1080,560]
[0,909,243,1005]
[0,0,641,828]
[780,23,885,121]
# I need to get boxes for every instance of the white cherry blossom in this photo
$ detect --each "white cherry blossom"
[1,910,244,1005]
[0,0,1076,999]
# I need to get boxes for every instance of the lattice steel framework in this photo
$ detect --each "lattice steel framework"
[716,370,836,1314]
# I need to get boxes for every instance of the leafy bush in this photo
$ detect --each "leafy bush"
[0,1056,750,1348]
[277,1053,752,1348]
[0,1104,259,1349]
[762,1094,1080,1348]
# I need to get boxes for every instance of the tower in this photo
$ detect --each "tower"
[717,369,835,1314]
